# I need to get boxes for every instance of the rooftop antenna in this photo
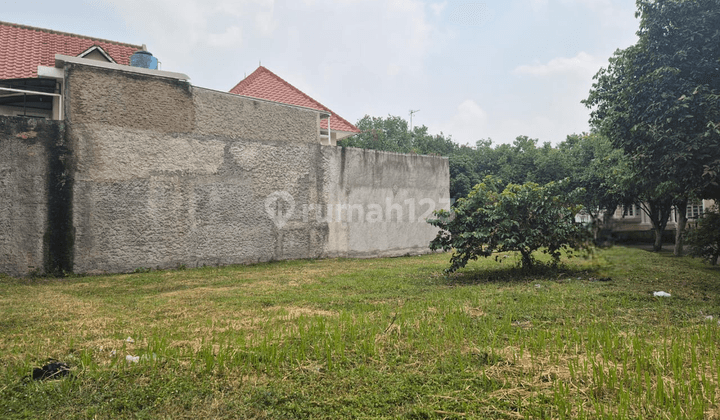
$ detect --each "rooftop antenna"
[409,109,420,133]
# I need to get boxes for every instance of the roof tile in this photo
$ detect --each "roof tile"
[230,66,360,134]
[0,21,142,80]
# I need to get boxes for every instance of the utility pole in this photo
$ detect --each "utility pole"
[409,109,420,133]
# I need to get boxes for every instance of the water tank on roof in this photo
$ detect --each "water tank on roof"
[130,49,158,70]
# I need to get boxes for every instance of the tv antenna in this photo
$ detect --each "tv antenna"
[409,109,420,132]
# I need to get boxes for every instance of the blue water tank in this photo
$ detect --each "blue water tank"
[130,50,158,70]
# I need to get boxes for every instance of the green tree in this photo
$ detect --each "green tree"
[685,207,720,265]
[339,114,457,156]
[428,176,589,272]
[410,125,457,156]
[609,152,676,251]
[449,152,481,201]
[340,115,413,153]
[558,133,628,241]
[533,141,571,185]
[584,0,720,255]
[493,136,540,185]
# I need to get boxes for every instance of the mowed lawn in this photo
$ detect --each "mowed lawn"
[1,247,720,419]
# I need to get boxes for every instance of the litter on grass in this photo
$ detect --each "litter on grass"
[140,353,158,362]
[653,291,671,297]
[126,355,140,363]
[32,361,71,380]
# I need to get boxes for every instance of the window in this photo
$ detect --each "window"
[686,201,703,219]
[623,205,640,217]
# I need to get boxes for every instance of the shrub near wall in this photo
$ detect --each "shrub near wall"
[429,176,589,272]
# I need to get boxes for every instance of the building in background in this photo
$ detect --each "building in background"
[0,21,143,120]
[230,66,360,146]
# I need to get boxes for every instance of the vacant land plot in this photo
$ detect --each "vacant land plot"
[1,247,720,419]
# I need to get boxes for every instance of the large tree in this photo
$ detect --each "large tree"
[584,0,720,254]
[558,133,628,241]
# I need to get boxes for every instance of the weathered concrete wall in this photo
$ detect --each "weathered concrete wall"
[67,65,195,133]
[0,62,449,276]
[0,117,68,276]
[64,64,329,274]
[193,88,320,143]
[323,148,450,258]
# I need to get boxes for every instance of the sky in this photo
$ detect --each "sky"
[5,0,640,146]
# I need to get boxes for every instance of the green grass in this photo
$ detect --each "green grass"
[1,247,720,419]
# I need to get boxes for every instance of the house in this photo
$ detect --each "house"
[607,199,716,240]
[230,66,360,146]
[0,21,142,120]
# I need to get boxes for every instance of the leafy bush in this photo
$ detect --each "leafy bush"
[685,207,720,265]
[428,176,590,272]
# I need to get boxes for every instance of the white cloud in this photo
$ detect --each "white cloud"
[283,0,441,89]
[441,99,489,145]
[107,0,276,52]
[385,0,434,68]
[529,0,549,12]
[560,0,639,42]
[207,25,242,47]
[254,2,277,36]
[430,1,447,16]
[446,2,494,27]
[513,51,605,78]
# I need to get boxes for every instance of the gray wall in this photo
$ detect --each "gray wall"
[65,64,328,274]
[1,62,449,276]
[0,117,65,276]
[324,148,450,258]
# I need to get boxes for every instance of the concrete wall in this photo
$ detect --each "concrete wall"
[0,116,67,276]
[324,148,450,257]
[65,64,329,274]
[1,61,449,276]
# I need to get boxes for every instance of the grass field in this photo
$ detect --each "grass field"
[1,247,720,419]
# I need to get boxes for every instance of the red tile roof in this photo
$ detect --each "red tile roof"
[229,66,360,134]
[0,21,142,80]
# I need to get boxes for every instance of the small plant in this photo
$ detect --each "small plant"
[685,206,720,265]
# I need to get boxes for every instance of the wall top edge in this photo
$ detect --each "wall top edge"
[193,86,331,119]
[54,55,190,81]
[338,146,450,160]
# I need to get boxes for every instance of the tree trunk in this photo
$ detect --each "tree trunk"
[674,198,688,257]
[642,198,673,253]
[653,228,663,252]
[589,212,601,243]
[520,250,533,271]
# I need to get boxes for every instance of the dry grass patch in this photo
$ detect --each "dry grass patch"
[265,305,337,318]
